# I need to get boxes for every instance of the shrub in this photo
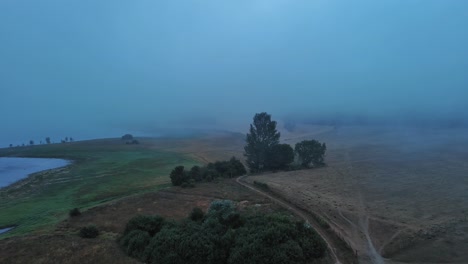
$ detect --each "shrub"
[79,225,99,238]
[124,215,166,236]
[120,230,151,260]
[181,179,195,188]
[253,181,269,190]
[69,208,81,217]
[189,207,205,222]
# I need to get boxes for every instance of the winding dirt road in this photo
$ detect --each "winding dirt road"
[236,175,346,264]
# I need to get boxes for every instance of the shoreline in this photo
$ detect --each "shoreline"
[0,157,71,189]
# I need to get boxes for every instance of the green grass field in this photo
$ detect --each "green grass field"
[0,138,199,237]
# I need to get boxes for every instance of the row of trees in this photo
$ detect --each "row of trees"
[244,112,326,172]
[119,200,327,264]
[8,136,74,148]
[170,157,247,187]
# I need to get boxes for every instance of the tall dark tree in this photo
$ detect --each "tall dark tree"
[295,140,327,168]
[29,140,34,146]
[268,144,295,170]
[170,166,187,186]
[45,137,51,144]
[244,112,280,172]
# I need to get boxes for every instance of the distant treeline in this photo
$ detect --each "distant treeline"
[8,136,74,148]
[284,114,468,129]
[170,157,247,187]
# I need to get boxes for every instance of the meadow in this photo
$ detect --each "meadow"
[0,138,199,237]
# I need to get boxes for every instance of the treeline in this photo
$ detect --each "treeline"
[8,136,74,148]
[245,112,327,173]
[170,157,246,187]
[119,200,327,264]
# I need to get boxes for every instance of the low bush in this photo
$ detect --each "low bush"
[69,208,81,217]
[189,207,205,222]
[124,215,165,236]
[79,225,99,238]
[169,157,247,187]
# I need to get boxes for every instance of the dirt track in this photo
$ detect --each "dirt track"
[237,175,356,264]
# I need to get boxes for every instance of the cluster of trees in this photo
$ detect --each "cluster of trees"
[244,112,326,172]
[60,137,74,143]
[119,200,327,264]
[170,157,246,187]
[121,134,139,145]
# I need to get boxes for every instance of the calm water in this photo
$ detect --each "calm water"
[0,227,14,234]
[0,157,70,188]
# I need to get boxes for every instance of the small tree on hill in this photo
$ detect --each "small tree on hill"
[244,112,280,173]
[45,137,51,144]
[29,140,34,146]
[268,144,295,170]
[122,134,133,141]
[295,140,327,168]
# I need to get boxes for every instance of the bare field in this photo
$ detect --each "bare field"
[248,126,468,264]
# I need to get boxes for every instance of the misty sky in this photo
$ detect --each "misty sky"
[1,0,467,145]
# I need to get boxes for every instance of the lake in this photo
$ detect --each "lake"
[0,157,70,188]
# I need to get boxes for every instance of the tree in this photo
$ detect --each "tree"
[295,140,327,168]
[189,166,202,182]
[122,134,134,140]
[9,144,13,148]
[29,140,34,146]
[45,137,51,144]
[244,112,280,172]
[268,144,294,170]
[170,166,187,186]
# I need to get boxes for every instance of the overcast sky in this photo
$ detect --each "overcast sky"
[1,0,467,145]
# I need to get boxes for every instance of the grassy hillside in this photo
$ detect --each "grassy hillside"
[0,138,199,237]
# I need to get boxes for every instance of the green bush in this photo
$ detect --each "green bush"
[69,208,81,217]
[121,201,327,264]
[79,225,99,238]
[120,230,151,260]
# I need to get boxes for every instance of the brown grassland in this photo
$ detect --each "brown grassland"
[250,125,468,264]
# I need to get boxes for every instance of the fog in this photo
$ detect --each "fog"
[1,0,467,146]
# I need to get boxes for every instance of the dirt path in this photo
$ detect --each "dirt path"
[236,175,346,264]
